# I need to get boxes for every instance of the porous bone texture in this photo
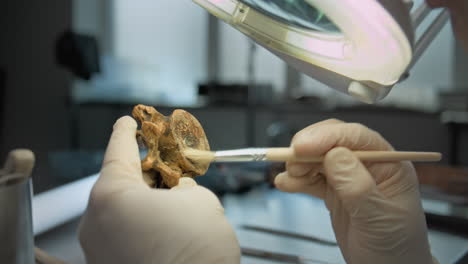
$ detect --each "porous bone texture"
[132,105,210,188]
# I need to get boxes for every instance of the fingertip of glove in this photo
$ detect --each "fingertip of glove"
[325,147,354,162]
[325,147,353,159]
[273,172,287,189]
[292,131,331,158]
[171,177,198,190]
[113,116,137,131]
[292,136,315,154]
[287,163,313,177]
[323,147,360,173]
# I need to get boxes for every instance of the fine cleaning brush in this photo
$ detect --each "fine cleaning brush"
[184,148,442,164]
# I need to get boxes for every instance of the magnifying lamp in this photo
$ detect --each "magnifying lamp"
[193,0,450,103]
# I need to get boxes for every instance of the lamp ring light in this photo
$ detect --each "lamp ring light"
[194,0,449,103]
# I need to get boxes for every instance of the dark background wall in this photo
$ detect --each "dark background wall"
[0,0,73,191]
[73,104,452,162]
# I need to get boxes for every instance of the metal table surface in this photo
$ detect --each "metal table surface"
[33,176,468,264]
[223,186,468,264]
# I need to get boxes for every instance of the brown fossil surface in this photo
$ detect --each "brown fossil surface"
[132,104,210,188]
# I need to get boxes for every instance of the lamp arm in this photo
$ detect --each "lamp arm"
[407,4,450,72]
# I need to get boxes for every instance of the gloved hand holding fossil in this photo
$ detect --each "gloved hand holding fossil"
[79,116,240,264]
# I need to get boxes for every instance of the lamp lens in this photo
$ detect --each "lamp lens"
[239,0,339,32]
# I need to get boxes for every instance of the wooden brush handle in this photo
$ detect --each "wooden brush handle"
[266,148,442,163]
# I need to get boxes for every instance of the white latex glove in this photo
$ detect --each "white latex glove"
[78,116,240,264]
[274,119,438,264]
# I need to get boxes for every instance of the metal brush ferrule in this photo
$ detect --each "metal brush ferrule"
[214,148,268,162]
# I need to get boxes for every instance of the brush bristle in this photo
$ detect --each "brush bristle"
[183,148,215,164]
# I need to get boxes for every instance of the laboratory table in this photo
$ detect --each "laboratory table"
[35,183,468,264]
